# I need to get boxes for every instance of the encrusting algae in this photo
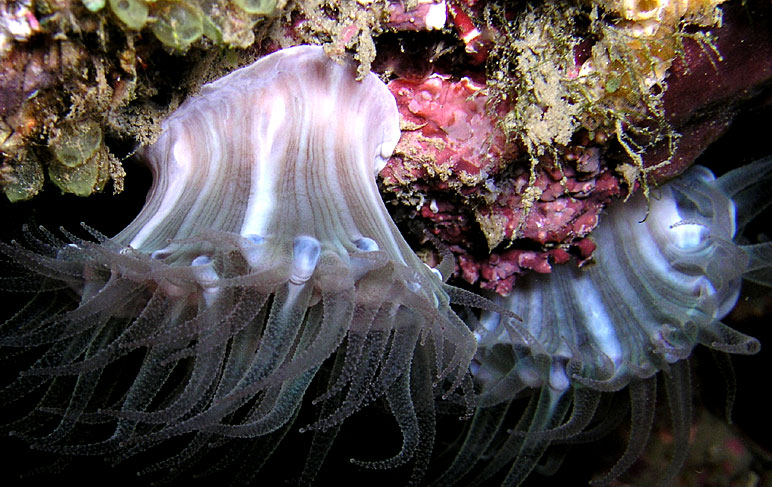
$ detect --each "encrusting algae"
[483,0,725,221]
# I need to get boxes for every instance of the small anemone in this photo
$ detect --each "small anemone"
[439,157,772,487]
[0,45,485,484]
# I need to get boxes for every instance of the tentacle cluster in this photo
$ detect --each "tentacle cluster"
[0,45,478,483]
[447,158,772,486]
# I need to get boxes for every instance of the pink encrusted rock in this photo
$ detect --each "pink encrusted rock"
[382,73,513,190]
[459,243,594,296]
[453,163,619,295]
[479,164,620,246]
[382,74,621,295]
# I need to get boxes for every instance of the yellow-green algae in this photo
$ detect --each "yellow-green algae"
[481,0,724,240]
[233,0,278,15]
[108,0,149,30]
[1,151,45,203]
[49,121,103,168]
[97,0,284,49]
[150,1,205,51]
[48,148,112,196]
[47,120,112,196]
[485,0,722,175]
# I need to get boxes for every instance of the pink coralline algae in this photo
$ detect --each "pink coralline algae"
[382,74,621,295]
[380,0,772,296]
[383,74,513,192]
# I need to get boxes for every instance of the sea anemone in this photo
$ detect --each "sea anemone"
[436,158,772,486]
[0,45,480,484]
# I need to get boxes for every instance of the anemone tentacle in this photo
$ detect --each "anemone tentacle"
[0,45,479,484]
[458,160,772,486]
